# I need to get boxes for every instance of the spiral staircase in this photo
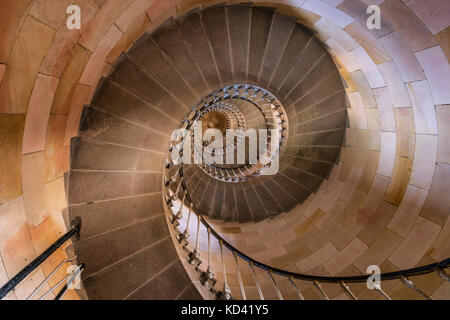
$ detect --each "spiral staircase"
[0,0,449,301]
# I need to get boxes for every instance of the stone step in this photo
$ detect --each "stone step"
[151,18,209,97]
[201,5,233,85]
[126,260,194,300]
[268,24,312,92]
[176,9,222,90]
[258,175,298,213]
[74,214,168,277]
[279,163,324,193]
[109,55,188,121]
[70,138,164,172]
[248,7,275,84]
[233,183,253,223]
[258,13,296,88]
[281,155,334,179]
[250,179,281,218]
[91,79,179,136]
[289,129,346,147]
[284,144,341,164]
[127,33,198,108]
[271,173,311,204]
[68,192,163,240]
[277,38,325,99]
[241,181,267,222]
[82,236,178,299]
[67,170,162,205]
[227,5,252,82]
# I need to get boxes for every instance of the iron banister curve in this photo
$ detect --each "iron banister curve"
[0,218,81,300]
[179,165,450,284]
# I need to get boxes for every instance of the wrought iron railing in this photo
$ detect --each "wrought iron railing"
[164,93,450,300]
[0,218,84,300]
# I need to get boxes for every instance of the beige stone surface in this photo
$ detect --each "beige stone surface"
[344,21,391,65]
[436,105,450,164]
[22,74,59,155]
[350,47,385,89]
[45,116,70,182]
[407,80,438,135]
[0,64,5,83]
[0,115,26,204]
[39,0,99,77]
[394,107,415,158]
[0,0,32,64]
[380,0,437,52]
[373,87,396,132]
[79,24,123,86]
[107,13,150,64]
[377,61,411,108]
[379,32,425,83]
[0,16,55,113]
[354,229,402,273]
[389,217,441,269]
[22,152,49,227]
[295,242,338,272]
[377,132,396,177]
[383,156,413,206]
[79,0,134,51]
[323,237,367,275]
[410,134,438,190]
[404,0,450,35]
[415,46,450,105]
[435,27,450,63]
[388,184,428,237]
[302,0,354,28]
[51,45,91,115]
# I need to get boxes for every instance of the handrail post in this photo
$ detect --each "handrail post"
[288,276,304,300]
[313,280,329,300]
[268,270,283,300]
[232,251,246,300]
[249,261,264,300]
[340,281,358,300]
[400,276,433,300]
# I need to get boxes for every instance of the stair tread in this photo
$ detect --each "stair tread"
[177,9,221,89]
[258,13,296,88]
[71,138,164,172]
[79,106,169,153]
[83,237,177,300]
[75,215,168,278]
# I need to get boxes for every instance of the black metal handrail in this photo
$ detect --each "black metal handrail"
[0,217,81,300]
[165,103,450,300]
[179,165,450,283]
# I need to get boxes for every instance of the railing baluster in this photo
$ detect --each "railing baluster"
[268,270,283,300]
[401,276,433,300]
[199,228,214,286]
[437,269,450,282]
[177,202,192,243]
[313,280,329,300]
[232,251,246,300]
[288,276,305,300]
[186,213,201,264]
[219,240,232,300]
[340,281,358,300]
[249,261,264,300]
[27,255,79,300]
